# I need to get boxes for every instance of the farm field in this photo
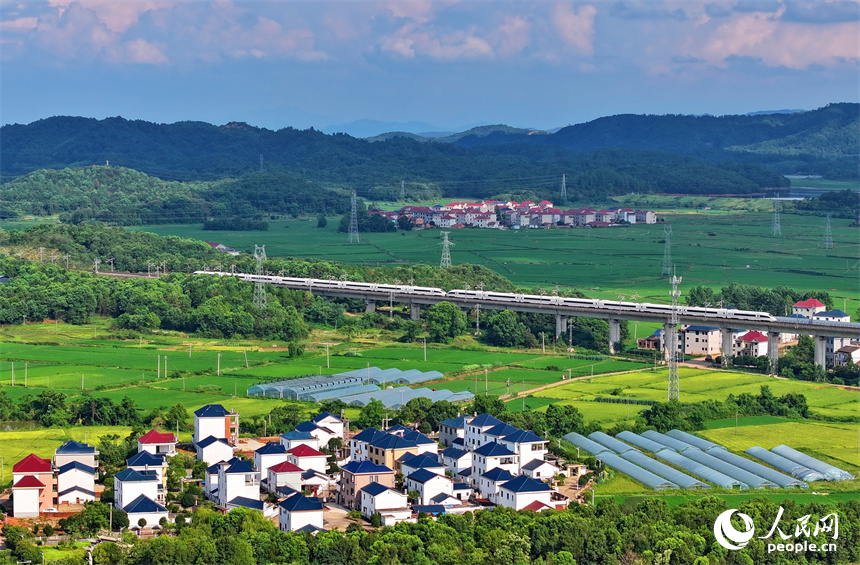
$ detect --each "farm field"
[130,211,860,311]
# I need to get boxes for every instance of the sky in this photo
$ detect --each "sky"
[1,0,858,135]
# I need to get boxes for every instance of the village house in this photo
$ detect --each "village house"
[682,326,722,356]
[193,404,239,446]
[216,458,260,509]
[195,436,234,466]
[126,451,168,485]
[793,298,826,318]
[57,461,96,505]
[287,444,328,474]
[279,493,325,533]
[405,469,453,505]
[358,482,411,525]
[439,416,469,447]
[254,442,290,478]
[124,495,169,530]
[54,440,98,469]
[349,427,385,462]
[495,475,553,510]
[137,430,177,457]
[114,467,161,510]
[470,442,519,485]
[440,446,472,475]
[338,460,395,509]
[265,460,304,494]
[280,430,321,452]
[12,454,55,517]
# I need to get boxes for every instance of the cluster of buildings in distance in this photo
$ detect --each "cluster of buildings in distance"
[9,404,586,535]
[370,200,658,229]
[638,299,857,367]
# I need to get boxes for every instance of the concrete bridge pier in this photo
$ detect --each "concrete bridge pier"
[555,315,568,338]
[410,303,421,321]
[720,328,733,367]
[814,335,828,368]
[767,332,780,375]
[608,319,621,353]
[365,300,376,313]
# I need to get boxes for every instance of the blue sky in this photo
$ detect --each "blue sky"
[1,0,858,135]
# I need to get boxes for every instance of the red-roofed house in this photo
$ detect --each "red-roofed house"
[737,331,769,357]
[12,454,55,515]
[522,500,553,513]
[287,444,327,474]
[793,299,826,318]
[265,460,304,493]
[138,430,177,457]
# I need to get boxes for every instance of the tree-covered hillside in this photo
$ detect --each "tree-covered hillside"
[1,110,820,202]
[455,103,859,179]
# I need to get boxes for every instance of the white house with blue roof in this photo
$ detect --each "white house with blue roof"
[441,446,472,475]
[254,442,289,478]
[463,413,503,450]
[193,404,239,446]
[54,440,98,469]
[405,468,453,505]
[127,451,168,485]
[279,492,325,532]
[682,325,722,355]
[470,441,518,485]
[115,468,161,510]
[499,430,548,471]
[479,423,521,448]
[124,494,169,529]
[280,430,320,452]
[295,420,338,447]
[217,458,260,508]
[476,467,515,500]
[399,453,444,477]
[313,412,345,438]
[56,461,96,505]
[358,482,410,525]
[439,415,470,447]
[520,458,560,481]
[196,435,234,466]
[349,427,385,462]
[496,475,552,510]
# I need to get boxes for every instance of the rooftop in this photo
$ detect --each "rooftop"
[469,413,503,428]
[194,404,231,418]
[57,461,96,475]
[288,444,325,458]
[13,453,52,473]
[138,430,176,444]
[115,468,159,482]
[341,460,393,475]
[268,461,304,473]
[281,492,324,512]
[500,475,552,493]
[56,440,96,454]
[407,468,444,484]
[256,442,287,455]
[473,442,516,457]
[124,494,167,514]
[127,451,166,468]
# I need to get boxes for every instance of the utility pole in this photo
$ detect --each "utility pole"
[423,338,426,361]
[38,247,44,263]
[157,355,160,379]
[485,368,488,393]
[93,258,101,274]
[325,343,330,368]
[217,353,221,376]
[244,350,249,368]
[348,191,360,243]
[107,257,114,272]
[440,231,453,268]
[63,254,70,268]
[400,180,405,201]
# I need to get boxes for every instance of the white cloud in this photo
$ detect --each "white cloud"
[552,3,596,55]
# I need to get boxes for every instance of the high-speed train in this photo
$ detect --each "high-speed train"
[194,271,776,321]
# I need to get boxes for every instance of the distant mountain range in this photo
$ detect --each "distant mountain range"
[1,104,855,194]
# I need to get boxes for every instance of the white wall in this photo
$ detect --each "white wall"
[116,479,158,510]
[13,488,40,517]
[496,488,551,511]
[128,510,168,529]
[195,417,226,445]
[279,508,324,532]
[197,442,234,466]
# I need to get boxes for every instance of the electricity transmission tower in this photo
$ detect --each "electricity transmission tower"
[661,225,673,276]
[400,180,406,201]
[440,232,453,268]
[560,174,567,201]
[667,271,682,402]
[771,196,781,236]
[823,214,834,249]
[253,245,268,310]
[348,191,360,244]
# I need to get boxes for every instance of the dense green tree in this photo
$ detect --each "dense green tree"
[425,301,468,343]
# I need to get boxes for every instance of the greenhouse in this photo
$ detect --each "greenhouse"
[562,432,612,456]
[620,451,710,490]
[392,370,444,385]
[365,368,404,385]
[641,430,697,452]
[771,445,855,481]
[665,429,725,452]
[342,387,472,409]
[595,451,679,491]
[302,384,381,403]
[745,447,828,482]
[588,431,640,455]
[705,448,808,489]
[616,431,672,453]
[681,449,778,489]
[246,374,365,399]
[655,448,748,490]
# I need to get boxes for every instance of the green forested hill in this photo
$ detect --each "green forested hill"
[2,105,852,215]
[455,103,859,178]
